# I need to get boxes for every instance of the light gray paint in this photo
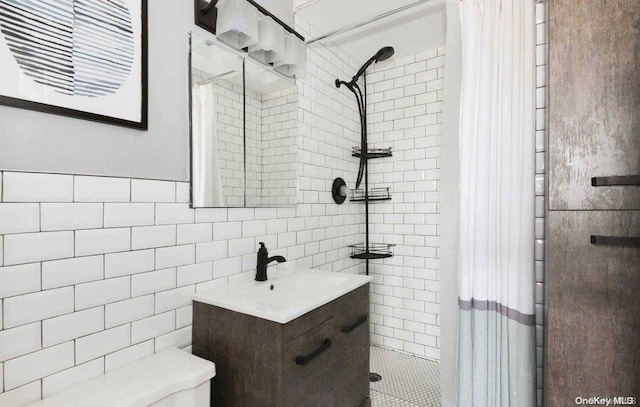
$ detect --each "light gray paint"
[0,0,295,182]
[440,1,461,405]
[0,0,197,181]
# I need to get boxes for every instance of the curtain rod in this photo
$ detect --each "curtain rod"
[304,0,544,45]
[194,70,238,86]
[305,0,439,45]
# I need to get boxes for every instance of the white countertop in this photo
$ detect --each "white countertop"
[192,267,372,324]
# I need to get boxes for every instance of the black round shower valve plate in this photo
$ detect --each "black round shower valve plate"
[332,177,347,204]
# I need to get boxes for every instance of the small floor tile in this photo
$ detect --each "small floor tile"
[371,390,421,407]
[370,345,441,406]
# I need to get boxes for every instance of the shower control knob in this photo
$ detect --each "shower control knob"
[332,178,347,204]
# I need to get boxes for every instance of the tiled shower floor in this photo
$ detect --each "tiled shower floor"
[370,346,441,407]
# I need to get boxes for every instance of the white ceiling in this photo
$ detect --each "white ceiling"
[294,0,447,65]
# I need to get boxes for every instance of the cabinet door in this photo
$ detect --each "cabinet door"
[333,285,370,407]
[282,318,336,407]
[549,0,640,210]
[547,211,640,405]
[192,303,283,407]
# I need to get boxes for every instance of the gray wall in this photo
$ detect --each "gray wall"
[0,0,194,181]
[0,0,294,182]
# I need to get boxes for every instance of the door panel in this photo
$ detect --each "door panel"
[549,0,640,210]
[282,318,336,407]
[547,211,640,406]
[333,285,370,407]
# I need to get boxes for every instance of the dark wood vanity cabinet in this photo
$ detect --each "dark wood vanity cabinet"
[192,284,370,407]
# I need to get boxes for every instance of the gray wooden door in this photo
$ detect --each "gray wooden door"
[549,0,640,210]
[548,1,640,405]
[547,211,640,406]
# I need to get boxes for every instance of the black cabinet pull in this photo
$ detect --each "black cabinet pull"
[590,235,640,247]
[342,315,367,333]
[591,175,640,186]
[295,339,331,365]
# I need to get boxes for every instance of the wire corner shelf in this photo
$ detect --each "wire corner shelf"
[352,146,393,159]
[348,243,395,260]
[350,187,391,202]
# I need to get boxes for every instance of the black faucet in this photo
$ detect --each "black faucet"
[256,242,286,281]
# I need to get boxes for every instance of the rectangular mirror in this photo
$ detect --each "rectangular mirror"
[244,58,298,207]
[190,32,298,208]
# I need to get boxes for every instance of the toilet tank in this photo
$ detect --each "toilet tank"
[28,347,216,407]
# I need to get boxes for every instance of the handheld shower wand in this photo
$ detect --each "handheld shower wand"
[335,47,395,189]
[352,46,395,83]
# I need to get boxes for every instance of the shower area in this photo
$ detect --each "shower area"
[295,0,449,405]
[294,0,546,405]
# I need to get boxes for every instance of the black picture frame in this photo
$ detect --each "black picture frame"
[0,0,148,130]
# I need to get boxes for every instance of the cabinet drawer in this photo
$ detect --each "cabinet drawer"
[282,317,336,407]
[549,0,640,210]
[547,211,640,405]
[282,284,369,344]
[282,299,334,344]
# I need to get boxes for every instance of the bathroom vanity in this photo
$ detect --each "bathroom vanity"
[192,269,372,407]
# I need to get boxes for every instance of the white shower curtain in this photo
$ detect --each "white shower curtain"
[457,1,536,406]
[192,83,224,207]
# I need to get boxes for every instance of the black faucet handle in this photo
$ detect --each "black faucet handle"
[259,242,266,249]
[258,242,268,257]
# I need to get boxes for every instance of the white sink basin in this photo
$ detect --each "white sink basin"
[192,268,372,324]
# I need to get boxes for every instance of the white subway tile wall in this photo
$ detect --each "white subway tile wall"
[191,71,265,207]
[2,173,73,203]
[0,20,366,404]
[3,232,74,266]
[3,287,74,329]
[365,47,445,361]
[257,88,298,207]
[42,308,104,348]
[40,203,103,232]
[192,68,298,208]
[73,176,130,203]
[42,358,103,398]
[0,323,41,363]
[4,342,74,391]
[535,2,547,406]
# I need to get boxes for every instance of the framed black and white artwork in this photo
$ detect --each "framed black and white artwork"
[0,0,148,129]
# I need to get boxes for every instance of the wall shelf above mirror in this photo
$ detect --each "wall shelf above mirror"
[189,32,298,208]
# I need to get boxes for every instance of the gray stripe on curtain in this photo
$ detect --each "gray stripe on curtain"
[458,298,535,326]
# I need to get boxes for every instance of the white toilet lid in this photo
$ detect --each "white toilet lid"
[28,347,216,407]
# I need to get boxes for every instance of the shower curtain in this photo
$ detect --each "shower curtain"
[192,83,224,207]
[456,1,536,406]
